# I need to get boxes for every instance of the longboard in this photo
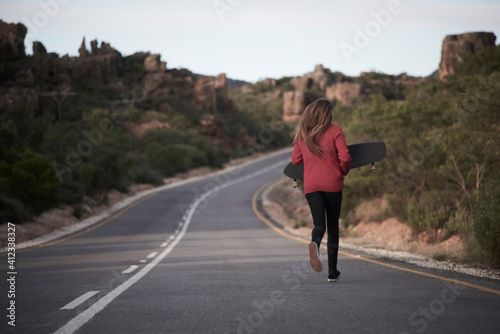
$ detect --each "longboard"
[283,142,386,180]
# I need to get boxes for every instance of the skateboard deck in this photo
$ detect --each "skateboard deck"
[283,142,386,180]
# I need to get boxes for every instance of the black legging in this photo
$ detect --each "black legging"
[305,191,342,273]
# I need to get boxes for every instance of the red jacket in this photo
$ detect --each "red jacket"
[292,124,351,194]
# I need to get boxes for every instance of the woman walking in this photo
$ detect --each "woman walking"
[291,98,351,282]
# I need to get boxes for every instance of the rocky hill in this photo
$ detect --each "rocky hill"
[1,16,499,254]
[439,32,496,80]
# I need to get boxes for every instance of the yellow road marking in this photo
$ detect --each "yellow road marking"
[4,193,157,255]
[252,179,500,296]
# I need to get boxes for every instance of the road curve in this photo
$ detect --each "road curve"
[2,149,499,334]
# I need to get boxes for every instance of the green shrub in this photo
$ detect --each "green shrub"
[0,148,61,215]
[404,191,452,234]
[89,137,133,193]
[445,206,472,236]
[0,194,32,224]
[133,163,164,186]
[59,173,84,205]
[146,143,203,177]
[473,181,500,264]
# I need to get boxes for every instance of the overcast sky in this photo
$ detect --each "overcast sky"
[1,0,499,82]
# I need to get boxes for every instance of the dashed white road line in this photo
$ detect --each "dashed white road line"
[140,260,146,263]
[147,252,158,259]
[53,158,289,334]
[60,291,99,310]
[122,265,138,274]
[160,242,168,248]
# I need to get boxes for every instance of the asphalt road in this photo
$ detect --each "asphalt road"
[2,149,500,334]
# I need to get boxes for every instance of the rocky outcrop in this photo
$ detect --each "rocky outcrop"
[29,38,124,87]
[290,76,310,91]
[199,114,224,138]
[0,20,27,61]
[283,65,345,119]
[194,76,216,113]
[215,73,228,99]
[325,82,361,106]
[438,32,496,80]
[258,78,277,88]
[307,65,333,91]
[283,91,305,122]
[78,37,88,57]
[144,54,166,73]
[77,38,124,84]
[143,68,194,99]
[193,73,231,113]
[32,41,47,58]
[240,84,254,94]
[294,65,344,92]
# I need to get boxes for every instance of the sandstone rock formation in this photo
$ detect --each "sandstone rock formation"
[0,20,27,61]
[32,41,47,58]
[240,84,254,94]
[307,65,332,91]
[194,76,216,113]
[77,38,124,84]
[193,73,230,113]
[438,32,496,80]
[297,65,344,92]
[325,82,361,106]
[144,54,166,73]
[199,114,225,138]
[143,68,194,99]
[215,73,228,99]
[79,37,88,57]
[290,76,310,91]
[283,65,346,119]
[258,78,277,88]
[283,91,305,122]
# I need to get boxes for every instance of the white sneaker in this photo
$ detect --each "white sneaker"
[309,242,322,272]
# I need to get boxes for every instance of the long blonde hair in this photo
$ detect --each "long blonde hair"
[294,98,333,157]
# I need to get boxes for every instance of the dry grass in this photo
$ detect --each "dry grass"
[350,197,389,225]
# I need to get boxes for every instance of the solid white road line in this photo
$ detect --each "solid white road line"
[122,265,138,274]
[147,252,158,258]
[53,158,289,334]
[60,291,99,310]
